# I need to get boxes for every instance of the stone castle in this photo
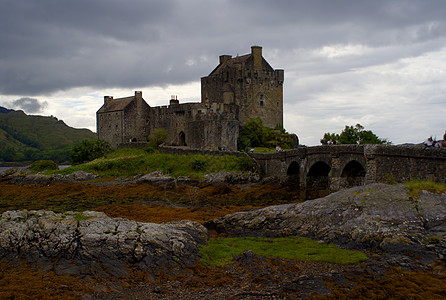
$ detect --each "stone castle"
[97,46,284,151]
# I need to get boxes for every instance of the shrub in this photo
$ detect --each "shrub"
[238,118,296,151]
[70,139,111,165]
[236,156,256,172]
[31,160,59,172]
[190,159,207,171]
[148,129,168,148]
[144,146,156,154]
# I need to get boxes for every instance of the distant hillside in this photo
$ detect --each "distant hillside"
[0,107,96,163]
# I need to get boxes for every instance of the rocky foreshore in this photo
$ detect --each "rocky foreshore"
[0,210,207,279]
[1,179,446,298]
[0,168,264,186]
[205,183,446,262]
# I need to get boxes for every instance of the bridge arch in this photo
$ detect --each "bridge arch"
[287,161,300,176]
[340,160,366,188]
[286,161,300,184]
[306,161,331,199]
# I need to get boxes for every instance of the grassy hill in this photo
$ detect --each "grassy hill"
[0,106,96,163]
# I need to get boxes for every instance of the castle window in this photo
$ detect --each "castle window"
[260,100,264,107]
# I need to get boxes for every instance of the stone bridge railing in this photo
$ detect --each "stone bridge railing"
[250,145,446,196]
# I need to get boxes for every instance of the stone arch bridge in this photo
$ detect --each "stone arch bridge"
[250,145,446,198]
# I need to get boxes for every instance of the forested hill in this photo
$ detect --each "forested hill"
[0,106,96,163]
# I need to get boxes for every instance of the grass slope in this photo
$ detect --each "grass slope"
[58,148,256,178]
[0,107,95,162]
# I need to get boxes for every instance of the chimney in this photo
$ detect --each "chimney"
[104,96,113,103]
[219,55,232,65]
[251,46,262,70]
[135,91,142,99]
[170,95,179,106]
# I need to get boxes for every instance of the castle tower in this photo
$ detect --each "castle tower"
[201,46,283,128]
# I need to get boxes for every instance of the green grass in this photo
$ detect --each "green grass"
[0,109,95,162]
[405,180,446,198]
[56,148,256,178]
[250,147,276,153]
[199,236,368,267]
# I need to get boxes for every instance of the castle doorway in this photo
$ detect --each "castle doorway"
[179,131,186,146]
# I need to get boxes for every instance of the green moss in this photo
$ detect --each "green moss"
[406,180,446,198]
[199,236,368,267]
[73,212,92,222]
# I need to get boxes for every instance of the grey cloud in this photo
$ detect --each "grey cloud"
[1,0,446,96]
[12,97,48,113]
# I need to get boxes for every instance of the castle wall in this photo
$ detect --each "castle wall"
[97,46,287,151]
[97,110,125,148]
[201,46,283,128]
[188,117,239,151]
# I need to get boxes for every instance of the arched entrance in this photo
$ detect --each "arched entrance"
[340,160,366,188]
[286,161,300,185]
[179,131,186,146]
[306,161,331,199]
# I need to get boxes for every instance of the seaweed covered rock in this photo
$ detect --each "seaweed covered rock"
[205,184,446,260]
[0,210,208,278]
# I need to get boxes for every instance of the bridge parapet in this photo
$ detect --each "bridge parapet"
[250,145,446,197]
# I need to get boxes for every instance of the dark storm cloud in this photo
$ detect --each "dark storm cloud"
[12,97,48,113]
[1,0,446,95]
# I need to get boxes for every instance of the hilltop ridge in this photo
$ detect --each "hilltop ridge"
[0,106,96,163]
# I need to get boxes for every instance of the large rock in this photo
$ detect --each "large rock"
[0,210,208,278]
[0,169,99,184]
[205,184,446,259]
[204,171,261,184]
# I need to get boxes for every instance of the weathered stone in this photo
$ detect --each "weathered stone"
[0,210,208,278]
[1,171,99,184]
[205,183,446,258]
[65,170,99,181]
[204,171,261,184]
[136,171,175,184]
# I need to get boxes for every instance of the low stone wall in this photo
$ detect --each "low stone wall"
[159,145,248,157]
[365,145,446,184]
[117,142,148,149]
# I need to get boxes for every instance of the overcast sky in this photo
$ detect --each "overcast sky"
[1,0,445,145]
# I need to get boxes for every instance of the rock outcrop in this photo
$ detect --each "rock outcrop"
[204,171,261,184]
[0,210,207,278]
[0,168,99,184]
[205,183,446,260]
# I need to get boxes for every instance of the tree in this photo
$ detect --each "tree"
[237,117,266,150]
[148,128,168,148]
[323,124,390,145]
[237,118,298,151]
[70,139,111,164]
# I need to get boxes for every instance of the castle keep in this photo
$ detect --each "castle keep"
[97,46,284,150]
